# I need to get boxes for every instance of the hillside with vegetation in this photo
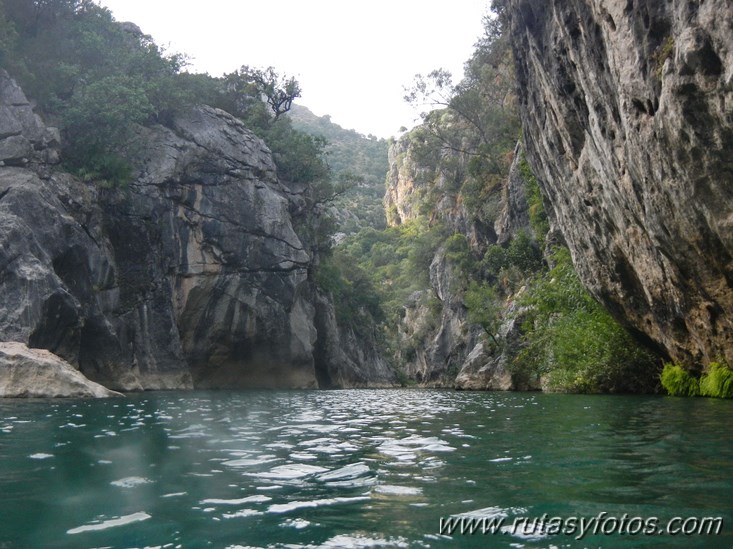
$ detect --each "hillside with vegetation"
[287,104,389,234]
[0,0,333,192]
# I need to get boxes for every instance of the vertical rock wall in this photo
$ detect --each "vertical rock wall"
[509,0,733,367]
[0,70,395,390]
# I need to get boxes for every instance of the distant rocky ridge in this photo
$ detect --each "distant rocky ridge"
[508,0,733,368]
[0,69,396,395]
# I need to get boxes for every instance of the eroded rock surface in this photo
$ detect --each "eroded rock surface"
[0,70,394,391]
[0,342,122,398]
[509,0,733,367]
[105,105,319,388]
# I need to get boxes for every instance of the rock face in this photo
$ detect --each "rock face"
[312,292,397,388]
[396,250,478,386]
[384,131,492,247]
[495,142,532,245]
[0,74,144,389]
[454,341,512,391]
[509,0,733,367]
[384,128,533,389]
[454,298,536,391]
[0,342,122,398]
[0,70,394,391]
[105,105,318,389]
[0,72,60,168]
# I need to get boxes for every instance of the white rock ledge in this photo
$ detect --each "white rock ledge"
[0,342,123,398]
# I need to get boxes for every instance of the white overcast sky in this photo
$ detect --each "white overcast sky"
[96,1,490,138]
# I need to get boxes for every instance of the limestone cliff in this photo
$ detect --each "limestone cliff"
[0,70,394,391]
[385,129,493,248]
[509,0,733,368]
[384,130,532,389]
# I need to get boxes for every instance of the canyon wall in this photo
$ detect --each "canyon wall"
[0,70,395,391]
[509,0,733,367]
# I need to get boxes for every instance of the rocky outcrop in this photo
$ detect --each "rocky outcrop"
[396,248,476,386]
[0,342,122,398]
[509,0,733,368]
[312,292,397,388]
[0,70,394,391]
[104,105,319,389]
[384,135,428,227]
[0,71,60,168]
[454,341,512,391]
[384,129,491,247]
[495,142,532,245]
[454,299,535,391]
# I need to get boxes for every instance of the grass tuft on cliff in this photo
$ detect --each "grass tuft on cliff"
[660,363,700,397]
[661,361,733,398]
[700,362,733,398]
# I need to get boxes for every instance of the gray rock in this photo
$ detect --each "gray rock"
[0,134,31,164]
[454,342,512,391]
[0,71,60,166]
[454,297,535,391]
[312,292,397,388]
[384,131,490,247]
[495,141,532,245]
[0,342,123,398]
[119,21,144,36]
[0,70,392,391]
[109,106,319,388]
[509,0,733,367]
[395,250,477,386]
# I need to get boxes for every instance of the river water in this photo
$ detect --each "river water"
[0,390,731,548]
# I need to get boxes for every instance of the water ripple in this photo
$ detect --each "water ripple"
[1,389,731,548]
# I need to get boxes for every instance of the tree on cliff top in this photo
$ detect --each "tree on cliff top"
[222,66,301,122]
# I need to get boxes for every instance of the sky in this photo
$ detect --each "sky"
[96,1,490,138]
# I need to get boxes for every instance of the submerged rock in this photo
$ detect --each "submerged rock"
[0,342,122,398]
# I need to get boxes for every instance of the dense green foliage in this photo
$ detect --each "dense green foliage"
[315,253,384,337]
[700,362,733,398]
[329,219,446,323]
[288,105,389,232]
[661,361,733,398]
[319,217,450,366]
[464,282,501,347]
[1,0,194,183]
[660,363,700,396]
[515,248,658,393]
[0,0,332,191]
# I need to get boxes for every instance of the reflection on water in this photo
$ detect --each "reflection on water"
[0,390,732,548]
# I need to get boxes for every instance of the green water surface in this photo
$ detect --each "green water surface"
[0,390,731,548]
